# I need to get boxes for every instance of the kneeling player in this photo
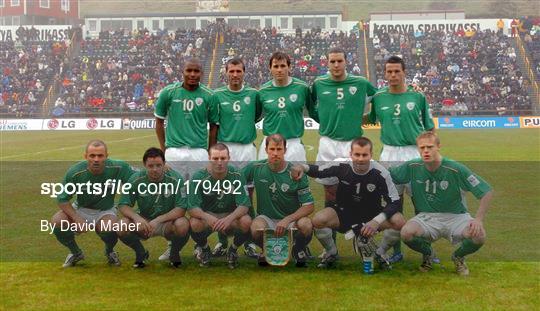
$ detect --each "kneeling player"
[188,143,252,268]
[292,137,405,269]
[244,134,314,267]
[51,140,133,267]
[117,147,190,268]
[391,132,493,276]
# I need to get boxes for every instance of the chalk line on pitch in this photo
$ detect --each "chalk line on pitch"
[0,135,154,160]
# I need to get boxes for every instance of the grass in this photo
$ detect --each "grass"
[1,129,539,309]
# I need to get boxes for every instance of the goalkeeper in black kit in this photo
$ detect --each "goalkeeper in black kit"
[291,137,405,269]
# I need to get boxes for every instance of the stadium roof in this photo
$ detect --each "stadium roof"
[84,11,342,18]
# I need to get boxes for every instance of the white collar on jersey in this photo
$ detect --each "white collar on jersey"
[272,77,293,87]
[227,84,245,93]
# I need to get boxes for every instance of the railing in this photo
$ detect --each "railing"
[207,32,220,88]
[361,24,370,82]
[515,35,540,111]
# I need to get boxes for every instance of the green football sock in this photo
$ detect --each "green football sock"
[393,241,402,254]
[53,227,81,255]
[243,237,254,248]
[218,232,229,247]
[97,231,118,254]
[119,233,146,261]
[233,231,249,248]
[454,238,483,258]
[404,237,432,256]
[169,234,189,262]
[191,230,210,248]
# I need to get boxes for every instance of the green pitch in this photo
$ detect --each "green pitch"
[1,129,539,309]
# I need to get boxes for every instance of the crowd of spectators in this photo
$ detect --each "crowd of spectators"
[52,26,215,116]
[219,26,360,87]
[372,28,533,115]
[0,39,66,117]
[2,20,539,118]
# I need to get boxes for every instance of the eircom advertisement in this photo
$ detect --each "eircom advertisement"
[437,116,521,129]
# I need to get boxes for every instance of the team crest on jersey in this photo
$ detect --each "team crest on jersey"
[367,183,376,192]
[281,183,290,192]
[406,102,415,110]
[244,97,251,105]
[195,97,203,106]
[349,86,357,95]
[289,94,298,102]
[440,180,449,190]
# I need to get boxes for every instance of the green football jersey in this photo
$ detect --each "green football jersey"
[311,74,378,140]
[209,86,262,144]
[57,159,134,211]
[258,78,315,139]
[368,87,435,146]
[118,169,187,219]
[390,158,492,214]
[242,160,314,219]
[154,82,213,149]
[187,165,251,214]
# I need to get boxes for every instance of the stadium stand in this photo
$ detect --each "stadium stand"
[2,20,537,118]
[54,26,215,116]
[371,28,533,115]
[0,38,67,117]
[219,26,360,87]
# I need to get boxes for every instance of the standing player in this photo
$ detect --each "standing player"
[367,55,435,263]
[117,148,190,268]
[291,137,404,268]
[244,134,314,267]
[257,52,317,162]
[391,132,493,276]
[188,143,252,268]
[208,57,261,258]
[154,58,213,261]
[50,140,133,267]
[311,47,378,257]
[154,57,214,181]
